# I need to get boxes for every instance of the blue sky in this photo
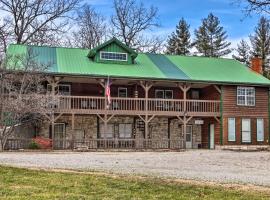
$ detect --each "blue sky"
[89,0,262,50]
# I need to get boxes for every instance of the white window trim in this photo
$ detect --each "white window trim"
[118,123,133,139]
[256,118,264,142]
[241,118,251,143]
[165,90,173,99]
[155,89,173,99]
[155,89,164,99]
[99,123,114,139]
[47,84,71,95]
[228,118,236,142]
[237,86,255,106]
[100,51,128,61]
[118,87,128,97]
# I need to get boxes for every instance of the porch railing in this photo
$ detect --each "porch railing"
[5,138,185,150]
[54,96,220,115]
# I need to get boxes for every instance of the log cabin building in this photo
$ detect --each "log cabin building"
[5,38,270,150]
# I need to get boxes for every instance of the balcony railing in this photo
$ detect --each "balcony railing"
[50,95,220,115]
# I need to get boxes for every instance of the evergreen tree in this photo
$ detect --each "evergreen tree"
[166,18,192,55]
[233,39,251,66]
[194,13,231,57]
[166,32,177,54]
[250,16,270,73]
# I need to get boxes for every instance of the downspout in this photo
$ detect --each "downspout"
[220,86,223,145]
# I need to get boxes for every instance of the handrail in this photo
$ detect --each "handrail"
[21,95,220,114]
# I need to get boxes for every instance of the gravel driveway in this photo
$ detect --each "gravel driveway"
[0,150,270,186]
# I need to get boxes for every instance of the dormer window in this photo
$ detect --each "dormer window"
[100,51,127,61]
[88,38,138,64]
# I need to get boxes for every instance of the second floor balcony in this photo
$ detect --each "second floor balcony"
[55,95,220,117]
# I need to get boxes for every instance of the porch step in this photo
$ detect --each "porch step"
[216,145,270,151]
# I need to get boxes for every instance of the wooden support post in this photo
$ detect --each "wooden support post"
[178,83,191,113]
[104,114,108,148]
[71,113,75,150]
[183,116,187,149]
[140,81,153,140]
[51,113,55,150]
[177,115,192,149]
[214,116,221,124]
[214,85,221,94]
[97,114,114,148]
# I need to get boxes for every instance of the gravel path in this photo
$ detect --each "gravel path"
[0,150,270,186]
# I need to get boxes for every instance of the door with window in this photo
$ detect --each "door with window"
[155,89,173,110]
[242,119,251,143]
[183,125,192,149]
[48,84,71,109]
[53,123,66,149]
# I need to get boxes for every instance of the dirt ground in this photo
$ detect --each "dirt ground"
[0,150,270,186]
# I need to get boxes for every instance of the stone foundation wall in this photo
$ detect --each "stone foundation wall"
[38,115,202,149]
[39,115,97,140]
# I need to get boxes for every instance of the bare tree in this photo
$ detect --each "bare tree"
[136,35,165,53]
[0,0,81,46]
[235,0,270,15]
[111,0,160,51]
[0,18,12,58]
[71,5,107,49]
[0,49,57,151]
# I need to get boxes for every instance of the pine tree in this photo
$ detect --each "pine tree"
[194,13,231,57]
[233,39,251,66]
[250,16,270,73]
[166,32,177,54]
[166,18,192,55]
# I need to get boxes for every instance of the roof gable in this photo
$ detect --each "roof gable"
[88,37,138,60]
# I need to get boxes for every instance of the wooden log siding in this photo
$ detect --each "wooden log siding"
[54,95,220,116]
[222,86,269,145]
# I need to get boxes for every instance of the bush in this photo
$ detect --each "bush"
[28,141,40,149]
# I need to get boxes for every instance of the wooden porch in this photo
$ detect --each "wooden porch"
[41,78,223,150]
[55,95,220,117]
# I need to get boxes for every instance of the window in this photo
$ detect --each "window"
[118,87,127,97]
[99,124,114,139]
[155,90,173,99]
[237,87,255,106]
[100,51,127,61]
[191,90,200,99]
[242,119,251,143]
[228,118,236,142]
[119,124,133,138]
[257,118,264,142]
[47,84,71,95]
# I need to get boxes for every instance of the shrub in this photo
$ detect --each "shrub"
[28,141,40,149]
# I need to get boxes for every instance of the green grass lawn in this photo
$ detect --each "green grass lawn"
[0,166,269,200]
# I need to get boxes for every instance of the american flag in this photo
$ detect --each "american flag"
[105,76,111,105]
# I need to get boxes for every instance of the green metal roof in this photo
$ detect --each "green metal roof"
[6,44,270,85]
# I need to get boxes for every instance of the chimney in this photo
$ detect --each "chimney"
[250,55,263,74]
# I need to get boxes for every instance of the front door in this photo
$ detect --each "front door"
[209,124,215,149]
[185,125,192,149]
[53,123,66,149]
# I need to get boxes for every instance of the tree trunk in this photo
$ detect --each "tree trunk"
[0,140,4,152]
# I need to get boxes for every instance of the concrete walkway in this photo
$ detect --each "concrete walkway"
[0,150,270,186]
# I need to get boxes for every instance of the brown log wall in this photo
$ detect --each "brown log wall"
[222,86,269,145]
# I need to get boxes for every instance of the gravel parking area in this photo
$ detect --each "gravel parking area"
[0,150,270,186]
